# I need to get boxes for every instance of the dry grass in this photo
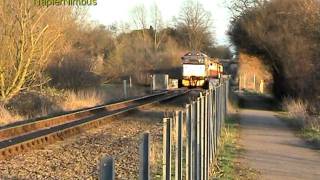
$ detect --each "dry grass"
[150,140,162,178]
[0,105,23,125]
[282,97,308,127]
[1,85,149,126]
[282,98,308,119]
[61,90,107,111]
[281,97,320,147]
[1,89,107,125]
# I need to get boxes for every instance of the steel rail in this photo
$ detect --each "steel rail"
[0,89,189,160]
[0,91,169,140]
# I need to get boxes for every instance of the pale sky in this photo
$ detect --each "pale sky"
[89,0,231,45]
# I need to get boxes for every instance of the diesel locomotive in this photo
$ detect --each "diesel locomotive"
[180,51,223,88]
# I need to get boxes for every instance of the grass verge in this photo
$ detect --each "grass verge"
[278,113,320,149]
[301,128,320,148]
[212,115,239,179]
[213,115,260,179]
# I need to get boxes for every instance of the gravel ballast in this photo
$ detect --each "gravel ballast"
[0,93,197,179]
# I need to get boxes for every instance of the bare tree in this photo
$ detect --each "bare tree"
[131,4,148,40]
[0,1,72,101]
[226,0,265,18]
[176,0,213,51]
[150,3,167,51]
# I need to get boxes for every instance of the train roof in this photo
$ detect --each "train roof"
[181,51,208,59]
[181,51,209,64]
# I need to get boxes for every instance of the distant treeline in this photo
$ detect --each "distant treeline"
[0,0,231,102]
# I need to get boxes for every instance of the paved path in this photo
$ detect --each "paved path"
[239,108,320,180]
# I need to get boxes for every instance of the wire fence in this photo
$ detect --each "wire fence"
[162,81,228,180]
[99,80,229,180]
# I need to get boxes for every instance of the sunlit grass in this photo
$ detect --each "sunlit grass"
[212,115,260,179]
[280,98,320,148]
[0,104,22,125]
[279,113,320,149]
[61,90,106,111]
[212,116,239,179]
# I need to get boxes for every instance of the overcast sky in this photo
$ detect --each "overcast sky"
[89,0,231,45]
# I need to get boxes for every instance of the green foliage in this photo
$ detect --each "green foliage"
[214,117,239,179]
[301,128,320,148]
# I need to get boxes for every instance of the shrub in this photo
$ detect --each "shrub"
[1,88,109,125]
[47,50,101,90]
[7,91,62,119]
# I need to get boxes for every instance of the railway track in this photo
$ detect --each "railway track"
[0,89,189,160]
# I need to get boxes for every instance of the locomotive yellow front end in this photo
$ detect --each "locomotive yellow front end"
[181,51,208,88]
[182,63,206,87]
